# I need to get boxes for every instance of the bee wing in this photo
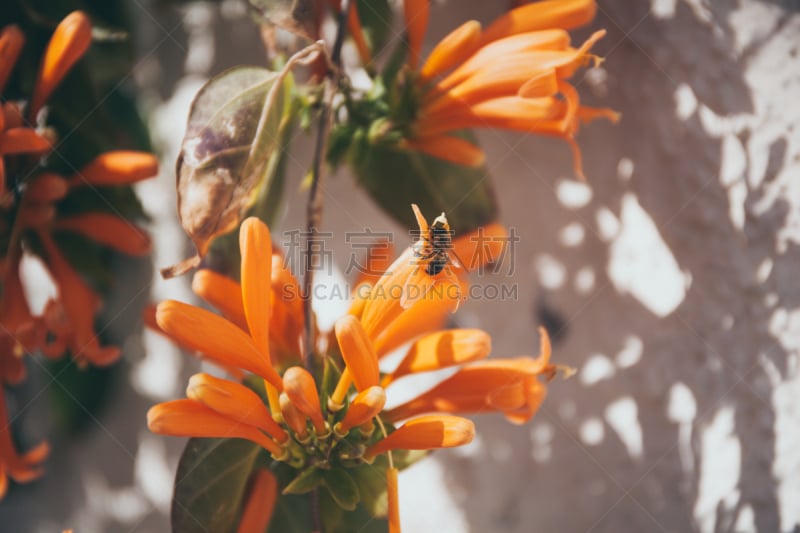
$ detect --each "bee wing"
[449,248,464,270]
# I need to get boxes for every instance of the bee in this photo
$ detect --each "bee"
[400,204,464,309]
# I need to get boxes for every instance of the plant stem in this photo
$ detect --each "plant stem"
[303,0,352,371]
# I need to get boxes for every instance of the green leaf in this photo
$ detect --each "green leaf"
[283,466,323,495]
[171,437,262,533]
[348,459,389,517]
[322,467,360,511]
[44,357,117,434]
[356,0,392,59]
[268,463,314,533]
[351,132,498,235]
[319,489,389,533]
[175,65,287,257]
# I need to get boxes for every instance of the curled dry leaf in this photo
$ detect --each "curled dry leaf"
[164,44,324,279]
[248,0,320,41]
[175,66,281,260]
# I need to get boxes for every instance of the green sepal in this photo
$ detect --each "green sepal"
[283,466,324,495]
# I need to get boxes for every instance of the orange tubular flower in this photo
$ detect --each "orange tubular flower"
[283,366,327,434]
[29,11,92,119]
[384,328,555,425]
[403,0,618,177]
[147,399,283,457]
[237,469,278,533]
[149,211,563,531]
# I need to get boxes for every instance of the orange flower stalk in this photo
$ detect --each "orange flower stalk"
[149,211,563,531]
[401,0,618,177]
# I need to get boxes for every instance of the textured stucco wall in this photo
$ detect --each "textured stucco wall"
[2,1,800,532]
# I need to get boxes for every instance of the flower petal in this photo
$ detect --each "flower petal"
[156,300,282,389]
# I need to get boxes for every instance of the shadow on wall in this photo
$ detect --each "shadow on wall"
[440,1,800,532]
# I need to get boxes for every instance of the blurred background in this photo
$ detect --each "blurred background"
[2,0,800,531]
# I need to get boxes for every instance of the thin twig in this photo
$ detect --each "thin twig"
[303,0,352,371]
[304,3,352,531]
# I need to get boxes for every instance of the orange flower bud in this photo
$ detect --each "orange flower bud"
[1,128,51,155]
[0,25,24,92]
[240,217,272,357]
[156,300,282,390]
[24,173,68,204]
[147,399,281,456]
[332,315,379,406]
[420,20,482,81]
[56,213,151,255]
[71,151,158,187]
[282,367,326,434]
[336,386,386,434]
[187,373,287,443]
[364,414,474,460]
[30,11,92,118]
[385,329,491,385]
[478,0,597,46]
[279,392,309,439]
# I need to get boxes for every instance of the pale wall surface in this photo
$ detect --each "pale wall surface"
[2,1,800,532]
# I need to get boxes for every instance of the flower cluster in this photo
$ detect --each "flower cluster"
[394,0,618,177]
[147,213,556,531]
[0,12,156,498]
